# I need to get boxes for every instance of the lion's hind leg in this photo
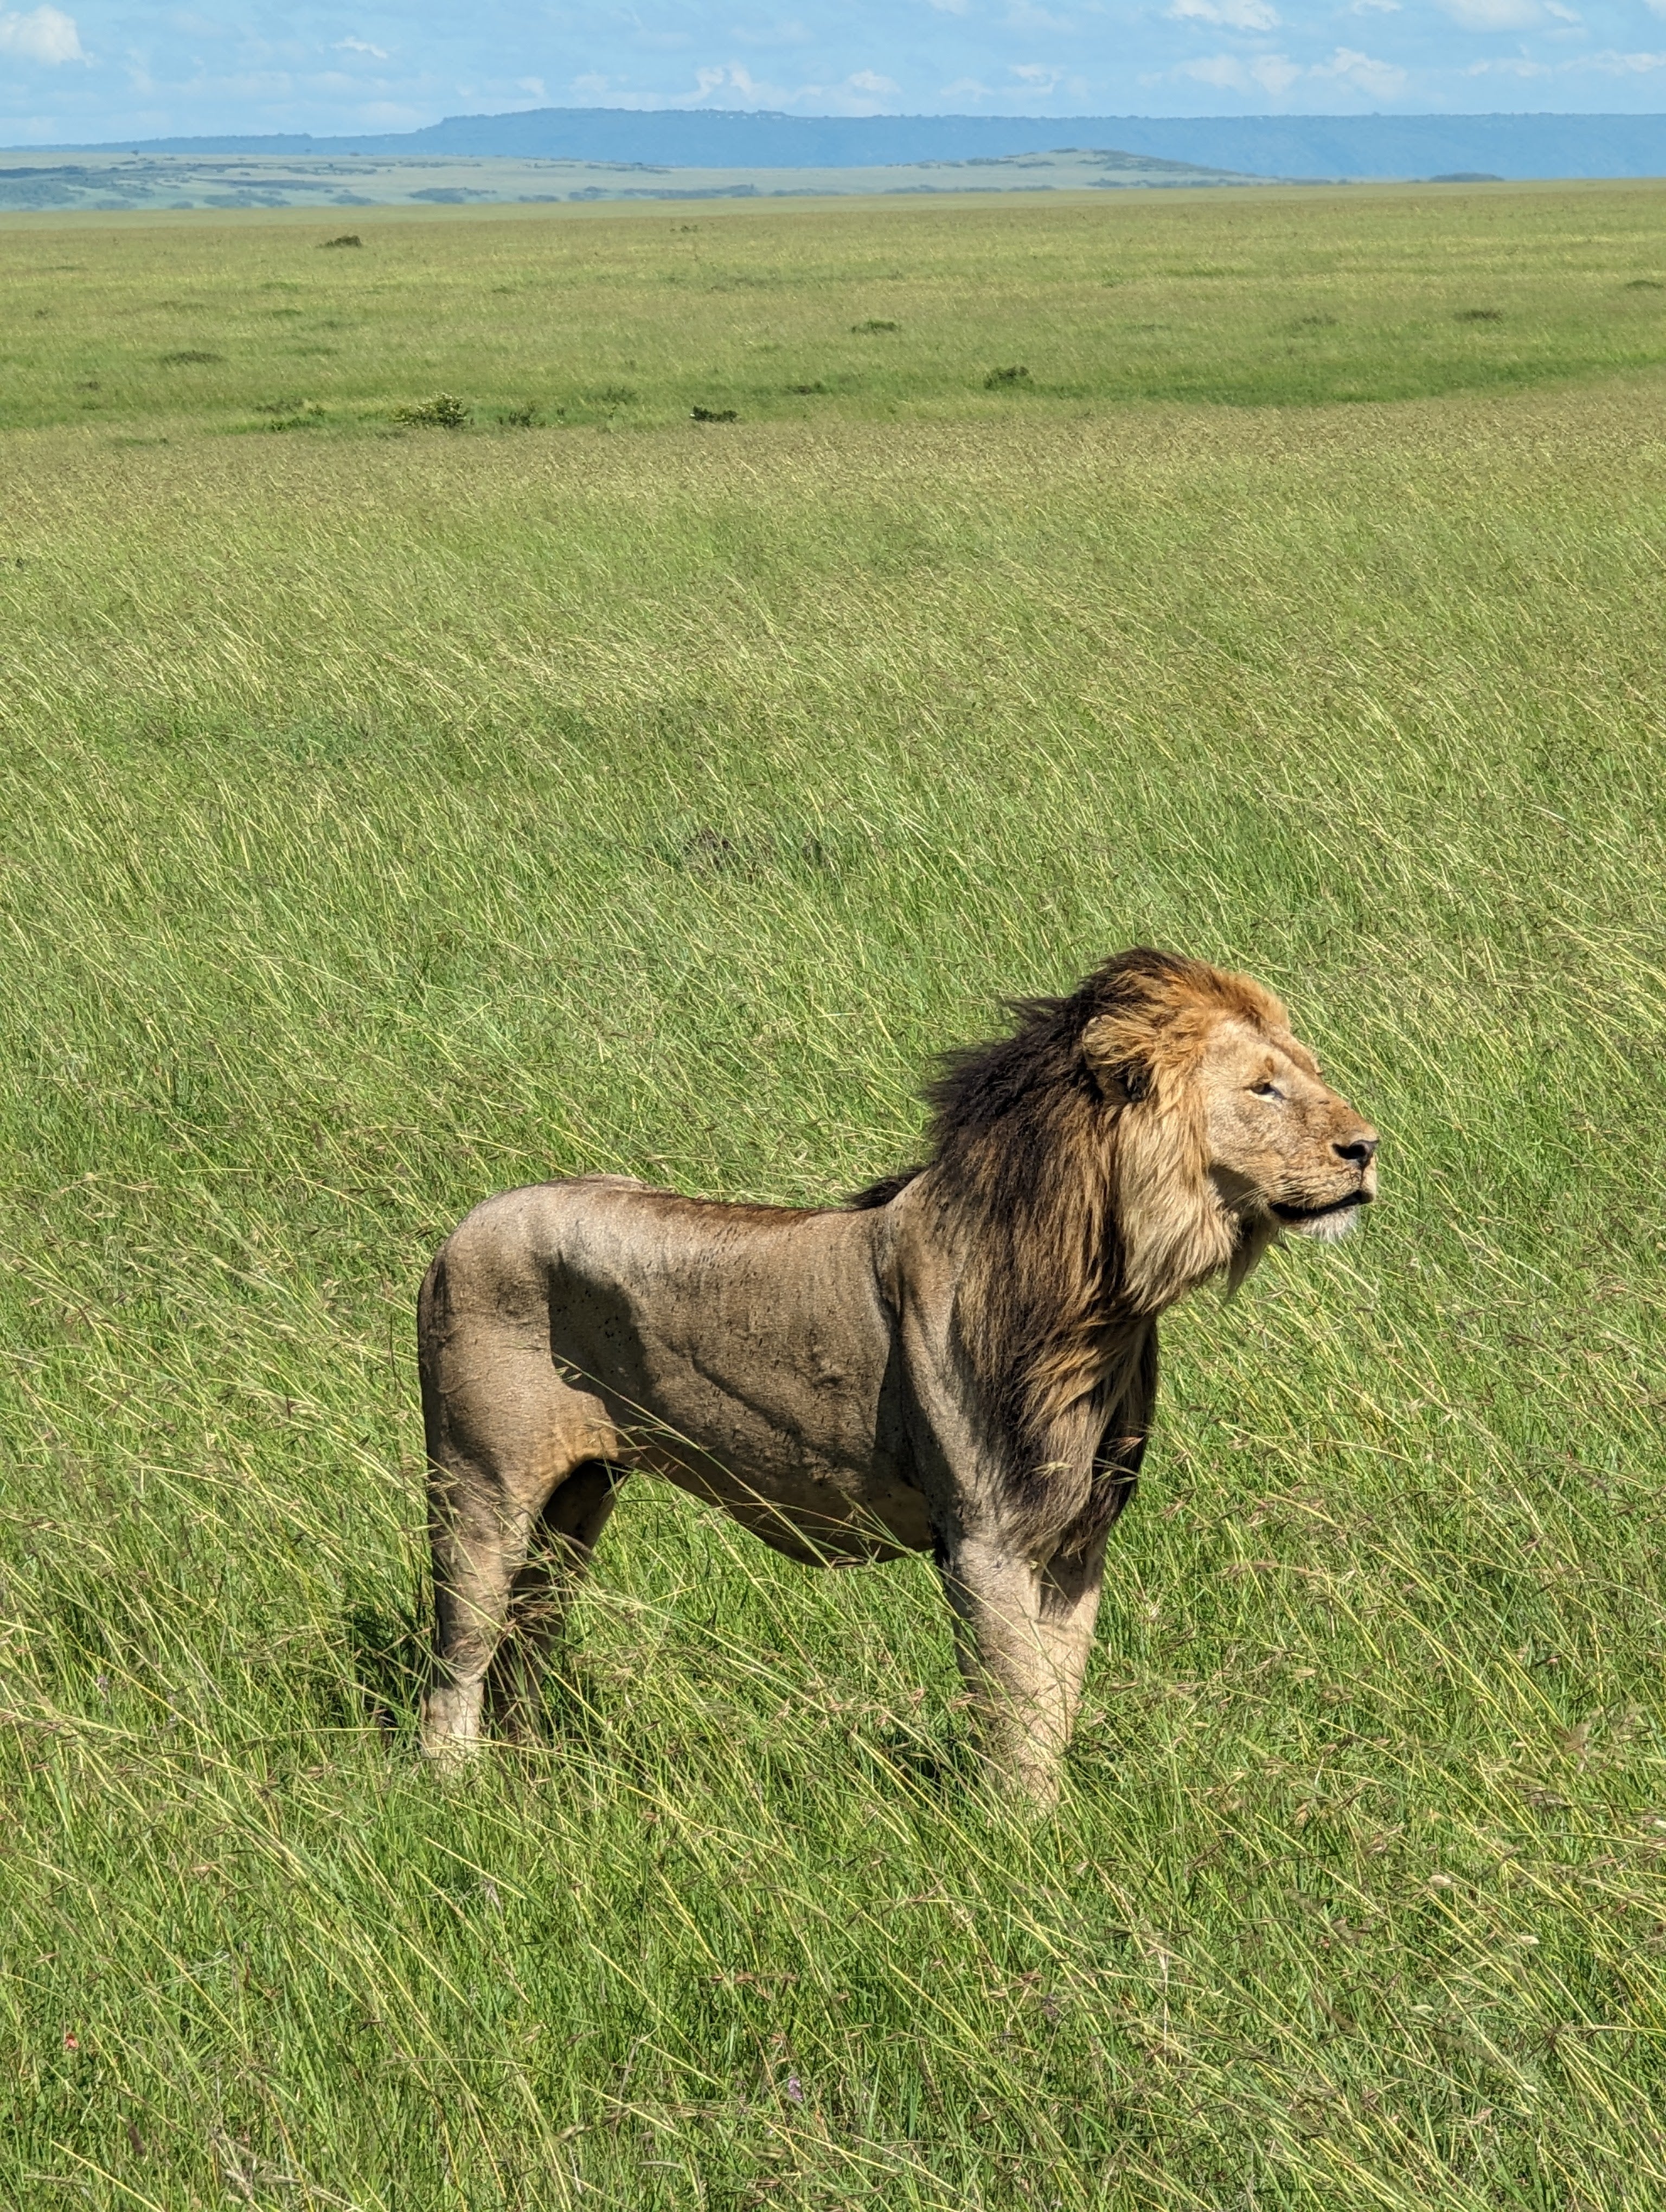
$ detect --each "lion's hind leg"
[422,1417,617,1762]
[485,1458,626,1744]
[418,1251,618,1763]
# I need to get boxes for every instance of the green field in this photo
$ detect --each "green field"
[5,182,1666,428]
[2,184,1665,2209]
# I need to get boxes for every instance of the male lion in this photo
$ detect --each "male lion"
[418,948,1377,1804]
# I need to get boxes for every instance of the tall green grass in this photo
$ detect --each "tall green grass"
[1,192,1664,2208]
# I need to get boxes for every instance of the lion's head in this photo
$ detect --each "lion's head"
[862,943,1377,1328]
[1079,949,1378,1307]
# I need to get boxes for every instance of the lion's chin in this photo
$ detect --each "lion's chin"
[1299,1204,1361,1244]
[1272,1193,1369,1244]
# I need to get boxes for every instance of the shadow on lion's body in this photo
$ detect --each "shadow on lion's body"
[419,949,1378,1802]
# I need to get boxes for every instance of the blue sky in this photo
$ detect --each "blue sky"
[3,0,1664,147]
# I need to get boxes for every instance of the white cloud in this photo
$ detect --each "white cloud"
[939,72,992,93]
[1009,59,1066,86]
[0,6,84,64]
[1181,48,1300,88]
[1178,41,1404,93]
[1544,4,1582,18]
[1645,0,1666,18]
[925,0,971,11]
[653,59,900,111]
[334,36,389,60]
[1182,51,1245,83]
[1171,0,1281,27]
[1311,41,1407,91]
[1252,50,1302,87]
[1438,0,1541,27]
[1573,43,1666,67]
[517,76,547,98]
[693,61,770,98]
[571,70,611,94]
[1347,0,1400,13]
[1469,38,1665,65]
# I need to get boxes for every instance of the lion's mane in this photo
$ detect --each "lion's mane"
[851,948,1290,1551]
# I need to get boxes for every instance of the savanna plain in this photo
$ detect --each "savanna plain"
[2,183,1665,2210]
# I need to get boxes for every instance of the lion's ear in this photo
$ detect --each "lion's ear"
[1082,1016,1150,1107]
[1095,1065,1148,1108]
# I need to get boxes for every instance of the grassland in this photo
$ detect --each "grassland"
[4,181,1665,432]
[1,184,1665,2210]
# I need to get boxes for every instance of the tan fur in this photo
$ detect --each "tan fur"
[418,948,1377,1805]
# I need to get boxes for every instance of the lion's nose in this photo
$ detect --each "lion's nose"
[1334,1129,1379,1167]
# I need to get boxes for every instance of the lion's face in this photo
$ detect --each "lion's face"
[1197,1016,1378,1244]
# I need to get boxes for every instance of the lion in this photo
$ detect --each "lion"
[417,948,1378,1804]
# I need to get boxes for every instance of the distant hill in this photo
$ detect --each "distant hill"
[0,147,1271,214]
[18,110,1666,182]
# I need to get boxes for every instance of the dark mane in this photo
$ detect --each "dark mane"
[847,950,1195,1205]
[927,947,1196,1136]
[848,948,1277,1551]
[846,1167,925,1211]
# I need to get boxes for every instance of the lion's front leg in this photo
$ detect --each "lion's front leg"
[937,1533,1107,1810]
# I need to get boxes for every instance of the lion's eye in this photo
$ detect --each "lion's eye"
[1251,1081,1285,1102]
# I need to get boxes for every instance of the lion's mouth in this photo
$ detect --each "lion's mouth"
[1270,1191,1372,1228]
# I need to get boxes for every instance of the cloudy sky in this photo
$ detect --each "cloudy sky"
[3,0,1664,146]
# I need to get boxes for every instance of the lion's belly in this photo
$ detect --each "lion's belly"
[644,1450,934,1565]
[582,1340,933,1565]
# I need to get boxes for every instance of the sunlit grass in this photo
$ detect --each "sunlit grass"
[2,180,1665,435]
[0,194,1664,2208]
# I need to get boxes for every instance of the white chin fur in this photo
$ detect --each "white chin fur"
[1292,1205,1360,1245]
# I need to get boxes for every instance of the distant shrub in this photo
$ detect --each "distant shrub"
[691,406,738,422]
[1455,308,1503,323]
[321,234,362,249]
[1625,278,1664,291]
[787,382,828,395]
[984,364,1030,388]
[583,385,638,407]
[851,319,898,333]
[159,351,222,366]
[496,402,539,428]
[392,394,469,429]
